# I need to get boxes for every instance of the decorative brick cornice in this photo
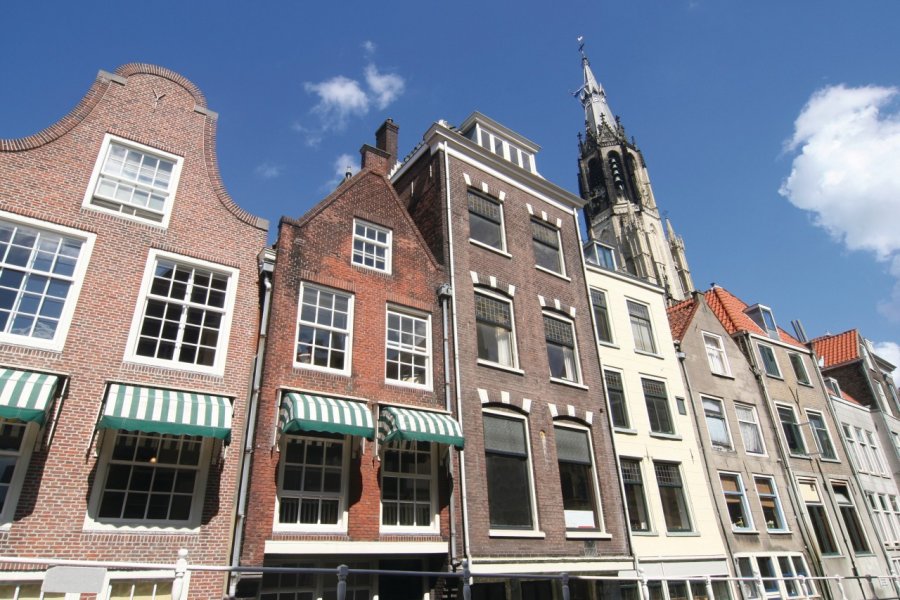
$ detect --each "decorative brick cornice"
[477,388,531,413]
[548,403,595,425]
[470,271,515,297]
[538,295,576,318]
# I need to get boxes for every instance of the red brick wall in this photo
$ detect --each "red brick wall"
[240,167,450,566]
[0,66,267,599]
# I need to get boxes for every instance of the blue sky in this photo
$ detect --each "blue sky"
[4,1,900,373]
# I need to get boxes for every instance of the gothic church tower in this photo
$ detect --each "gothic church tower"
[576,43,694,302]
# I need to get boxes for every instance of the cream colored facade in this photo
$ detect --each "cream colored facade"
[584,254,729,591]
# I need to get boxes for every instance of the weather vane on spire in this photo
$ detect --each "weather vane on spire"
[577,35,587,59]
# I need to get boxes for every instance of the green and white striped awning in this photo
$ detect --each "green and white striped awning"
[0,368,59,424]
[280,392,375,439]
[378,406,464,449]
[98,384,233,440]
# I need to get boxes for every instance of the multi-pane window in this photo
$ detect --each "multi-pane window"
[832,482,870,554]
[584,242,616,270]
[789,353,810,385]
[554,426,600,530]
[0,220,85,343]
[296,284,352,372]
[531,220,563,274]
[755,476,787,531]
[382,441,434,530]
[385,310,430,387]
[720,473,753,530]
[703,397,732,450]
[543,315,580,382]
[483,413,533,529]
[643,378,674,435]
[757,344,781,377]
[260,562,371,600]
[475,292,517,367]
[590,288,613,344]
[620,458,650,532]
[735,404,765,455]
[655,462,692,532]
[799,479,838,555]
[806,411,837,460]
[825,377,842,398]
[864,430,887,475]
[352,220,391,272]
[604,370,629,429]
[467,191,504,250]
[87,138,180,224]
[134,258,230,368]
[777,405,806,456]
[627,300,657,354]
[867,493,898,546]
[279,435,344,528]
[850,427,876,473]
[736,555,816,600]
[842,424,865,471]
[703,333,731,376]
[97,431,202,522]
[0,420,28,516]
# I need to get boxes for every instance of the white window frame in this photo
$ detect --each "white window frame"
[543,312,582,385]
[805,409,838,461]
[776,404,807,457]
[384,307,432,390]
[123,249,238,376]
[294,282,354,376]
[735,553,818,600]
[379,440,438,534]
[531,219,566,277]
[719,471,754,532]
[554,421,606,535]
[831,481,872,555]
[483,408,540,536]
[351,218,392,273]
[754,475,789,533]
[84,429,212,531]
[798,477,840,556]
[82,134,183,228]
[825,377,842,398]
[627,299,658,355]
[0,211,96,352]
[852,426,875,473]
[476,126,534,172]
[863,429,887,476]
[789,352,811,385]
[735,403,767,456]
[653,461,694,534]
[467,190,508,254]
[474,289,519,371]
[757,343,782,378]
[702,396,733,451]
[0,419,40,527]
[275,433,350,533]
[584,241,617,270]
[703,332,732,377]
[844,424,867,472]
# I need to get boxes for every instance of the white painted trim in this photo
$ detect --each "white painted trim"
[351,218,393,275]
[263,540,447,555]
[292,281,354,377]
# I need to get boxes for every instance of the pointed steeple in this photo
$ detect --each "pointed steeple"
[577,38,617,139]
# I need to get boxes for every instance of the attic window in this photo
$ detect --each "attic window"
[825,377,842,398]
[584,242,616,271]
[474,126,534,173]
[745,304,779,340]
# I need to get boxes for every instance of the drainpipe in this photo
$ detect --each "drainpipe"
[228,248,275,596]
[739,333,832,599]
[438,283,458,565]
[440,141,472,568]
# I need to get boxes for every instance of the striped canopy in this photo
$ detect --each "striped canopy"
[378,406,464,449]
[0,368,59,424]
[279,392,374,439]
[99,383,233,440]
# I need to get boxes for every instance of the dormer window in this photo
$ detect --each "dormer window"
[584,242,616,270]
[825,377,842,398]
[745,304,779,340]
[472,126,534,173]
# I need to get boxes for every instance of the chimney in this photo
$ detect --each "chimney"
[376,118,399,165]
[360,119,399,177]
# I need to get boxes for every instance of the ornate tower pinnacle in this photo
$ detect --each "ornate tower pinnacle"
[576,38,694,302]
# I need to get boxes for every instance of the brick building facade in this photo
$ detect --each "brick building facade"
[237,122,463,600]
[0,65,268,598]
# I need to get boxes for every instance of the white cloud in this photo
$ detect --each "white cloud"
[362,40,376,56]
[304,76,369,132]
[254,162,282,179]
[365,64,405,110]
[780,84,900,320]
[872,341,900,387]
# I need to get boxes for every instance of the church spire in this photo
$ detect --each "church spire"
[577,37,618,139]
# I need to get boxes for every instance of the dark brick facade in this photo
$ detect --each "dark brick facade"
[0,65,268,598]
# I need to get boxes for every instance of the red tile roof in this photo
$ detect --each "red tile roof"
[667,298,699,342]
[839,389,865,407]
[810,330,860,368]
[703,287,807,349]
